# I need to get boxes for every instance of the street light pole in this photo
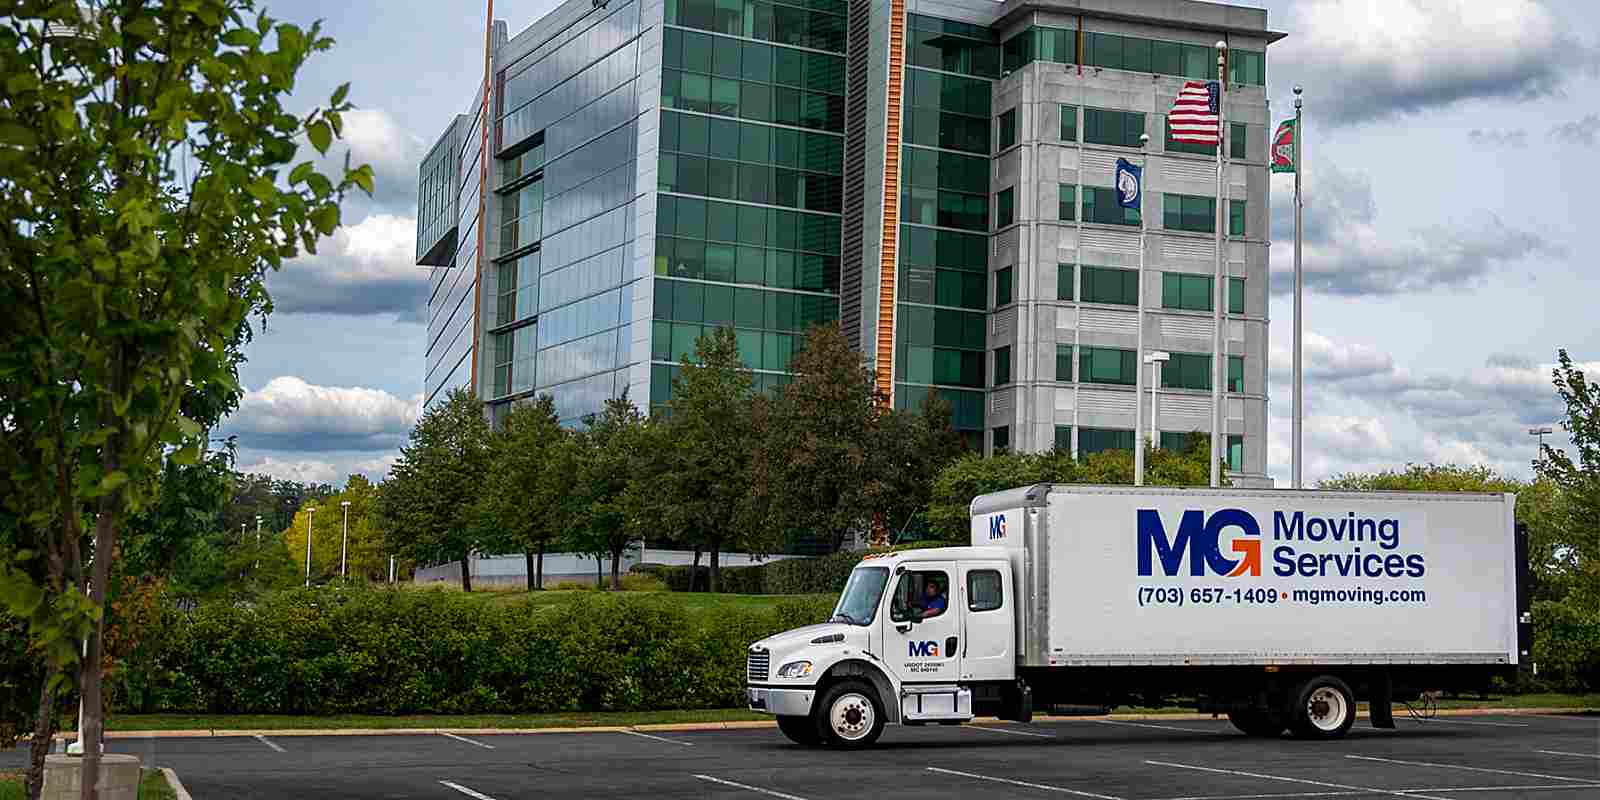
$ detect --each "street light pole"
[1134,132,1151,487]
[254,515,262,570]
[1529,427,1553,470]
[304,507,317,588]
[1145,351,1170,453]
[340,500,351,578]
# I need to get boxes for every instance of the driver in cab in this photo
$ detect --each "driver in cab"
[918,579,947,620]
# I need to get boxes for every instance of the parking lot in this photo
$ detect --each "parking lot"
[6,713,1595,799]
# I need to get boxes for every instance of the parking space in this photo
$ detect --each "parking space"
[3,713,1594,799]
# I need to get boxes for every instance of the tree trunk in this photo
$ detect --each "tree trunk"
[535,541,544,590]
[710,545,721,594]
[610,549,622,591]
[80,500,119,800]
[691,547,702,592]
[595,556,602,587]
[25,661,59,800]
[524,551,536,592]
[459,555,472,593]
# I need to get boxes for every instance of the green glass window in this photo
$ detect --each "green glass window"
[996,187,1015,228]
[1058,184,1076,221]
[1081,186,1140,226]
[1160,431,1203,453]
[1080,266,1137,306]
[1078,346,1136,386]
[906,14,1001,79]
[1228,434,1244,472]
[995,266,1013,307]
[1164,117,1215,156]
[1060,105,1078,142]
[1055,344,1072,381]
[1164,193,1215,233]
[1079,427,1134,458]
[1230,199,1246,237]
[1163,352,1212,390]
[1000,26,1076,72]
[992,425,1010,454]
[1057,263,1073,301]
[1230,123,1248,160]
[998,108,1017,150]
[1083,108,1146,148]
[1161,273,1245,313]
[1228,355,1245,393]
[1228,49,1266,86]
[994,345,1012,386]
[1054,425,1072,452]
[1229,277,1244,314]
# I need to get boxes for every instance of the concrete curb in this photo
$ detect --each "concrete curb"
[161,767,193,800]
[27,705,1575,739]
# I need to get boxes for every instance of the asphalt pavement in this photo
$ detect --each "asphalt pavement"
[5,713,1596,800]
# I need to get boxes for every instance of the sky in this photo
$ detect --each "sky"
[218,0,1600,488]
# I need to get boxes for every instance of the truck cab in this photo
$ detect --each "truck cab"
[745,546,1026,747]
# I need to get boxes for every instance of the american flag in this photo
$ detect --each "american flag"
[1169,80,1221,145]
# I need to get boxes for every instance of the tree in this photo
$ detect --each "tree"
[1541,352,1600,593]
[283,474,385,585]
[869,392,965,545]
[0,3,369,795]
[379,388,493,591]
[568,397,649,590]
[660,329,758,591]
[474,396,567,589]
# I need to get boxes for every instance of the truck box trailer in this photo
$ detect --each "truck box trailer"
[745,485,1530,747]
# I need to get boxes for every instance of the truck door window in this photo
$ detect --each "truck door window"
[891,570,950,622]
[968,569,1003,612]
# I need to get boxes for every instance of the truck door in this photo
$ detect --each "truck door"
[883,563,961,683]
[958,561,1014,681]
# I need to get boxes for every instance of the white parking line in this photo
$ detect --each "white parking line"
[1346,755,1600,785]
[252,734,285,753]
[1091,719,1217,734]
[1538,750,1600,760]
[694,774,808,800]
[439,732,495,750]
[1395,785,1600,793]
[927,766,1123,799]
[621,729,693,746]
[964,724,1054,738]
[1406,717,1530,728]
[1146,759,1454,800]
[439,780,499,800]
[1148,792,1363,800]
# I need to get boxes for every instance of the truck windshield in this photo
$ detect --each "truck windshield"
[830,566,889,626]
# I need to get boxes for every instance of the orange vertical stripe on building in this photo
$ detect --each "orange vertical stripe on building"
[875,0,907,403]
[470,0,494,399]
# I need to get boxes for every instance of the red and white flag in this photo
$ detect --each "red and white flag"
[1169,80,1220,145]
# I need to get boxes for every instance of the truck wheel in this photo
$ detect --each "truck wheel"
[815,680,885,748]
[777,715,821,746]
[1288,676,1355,740]
[1227,709,1285,737]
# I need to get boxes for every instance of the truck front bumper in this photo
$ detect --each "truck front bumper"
[747,686,815,716]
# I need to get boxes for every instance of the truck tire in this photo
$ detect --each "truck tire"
[1227,709,1285,737]
[777,715,821,746]
[1288,676,1356,740]
[814,679,885,749]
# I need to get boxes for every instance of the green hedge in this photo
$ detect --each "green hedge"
[87,588,833,716]
[632,544,939,596]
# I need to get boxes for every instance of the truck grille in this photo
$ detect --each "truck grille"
[747,649,770,682]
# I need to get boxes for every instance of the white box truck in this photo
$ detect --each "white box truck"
[746,485,1531,748]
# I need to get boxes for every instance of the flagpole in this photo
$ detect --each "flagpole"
[1134,131,1151,486]
[1292,86,1305,489]
[1210,41,1227,488]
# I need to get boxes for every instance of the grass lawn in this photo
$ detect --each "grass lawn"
[90,693,1598,733]
[0,770,173,800]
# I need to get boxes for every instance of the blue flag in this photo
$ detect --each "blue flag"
[1115,158,1142,210]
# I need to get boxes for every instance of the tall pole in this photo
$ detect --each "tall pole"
[1151,360,1162,447]
[340,501,351,578]
[304,507,316,588]
[1210,41,1228,488]
[1292,86,1305,488]
[254,515,262,570]
[1134,132,1151,486]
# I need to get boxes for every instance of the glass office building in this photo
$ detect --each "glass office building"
[417,0,1282,484]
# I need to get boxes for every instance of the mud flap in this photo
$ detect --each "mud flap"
[998,680,1033,723]
[1370,672,1395,729]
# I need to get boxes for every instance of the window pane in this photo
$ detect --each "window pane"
[1057,263,1073,301]
[1228,277,1245,314]
[996,187,1015,228]
[998,109,1017,150]
[1055,343,1072,381]
[993,346,1011,386]
[995,266,1013,307]
[1060,105,1077,142]
[968,570,1003,612]
[1058,184,1076,221]
[1054,425,1072,452]
[992,425,1010,454]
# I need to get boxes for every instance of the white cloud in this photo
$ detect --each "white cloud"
[225,376,421,452]
[1276,0,1590,125]
[234,452,401,487]
[267,213,428,319]
[308,108,426,212]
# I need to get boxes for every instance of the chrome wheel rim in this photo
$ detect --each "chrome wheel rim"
[829,692,874,741]
[1307,687,1348,732]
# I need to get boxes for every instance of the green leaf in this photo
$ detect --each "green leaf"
[100,471,131,493]
[0,123,37,148]
[289,161,315,186]
[222,28,261,48]
[330,82,350,107]
[306,119,332,154]
[351,165,375,196]
[246,177,277,204]
[310,205,339,236]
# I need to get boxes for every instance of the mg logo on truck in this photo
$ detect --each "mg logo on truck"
[1137,509,1262,578]
[909,640,941,657]
[988,514,1007,540]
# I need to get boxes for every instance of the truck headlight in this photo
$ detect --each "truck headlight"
[777,660,813,679]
